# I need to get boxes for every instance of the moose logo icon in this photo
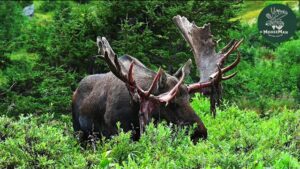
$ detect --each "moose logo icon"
[258,4,296,42]
[265,7,287,31]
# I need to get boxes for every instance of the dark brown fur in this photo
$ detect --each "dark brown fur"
[72,55,207,141]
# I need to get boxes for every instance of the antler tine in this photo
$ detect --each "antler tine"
[127,62,147,98]
[128,61,135,85]
[151,69,185,105]
[128,63,164,98]
[136,68,163,98]
[220,39,243,62]
[220,41,238,62]
[234,39,243,50]
[144,68,162,97]
[221,39,236,54]
[221,50,241,73]
[222,72,237,80]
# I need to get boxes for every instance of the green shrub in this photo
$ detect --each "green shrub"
[0,96,299,168]
[0,51,76,116]
[0,114,88,168]
[276,39,300,65]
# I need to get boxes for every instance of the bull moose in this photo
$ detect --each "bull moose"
[72,15,242,142]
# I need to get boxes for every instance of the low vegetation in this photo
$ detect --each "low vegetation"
[0,96,299,168]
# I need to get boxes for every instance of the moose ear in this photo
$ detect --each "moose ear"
[159,69,168,89]
[173,59,192,79]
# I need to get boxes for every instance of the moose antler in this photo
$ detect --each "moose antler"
[97,36,189,135]
[173,15,243,117]
[97,37,187,104]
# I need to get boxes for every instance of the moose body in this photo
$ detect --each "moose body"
[72,55,207,141]
[72,15,242,142]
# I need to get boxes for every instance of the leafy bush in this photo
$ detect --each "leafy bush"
[0,51,76,116]
[276,39,300,65]
[0,97,299,168]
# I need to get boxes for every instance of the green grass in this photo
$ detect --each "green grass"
[0,96,299,168]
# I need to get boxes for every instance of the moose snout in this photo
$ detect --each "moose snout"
[191,124,208,143]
